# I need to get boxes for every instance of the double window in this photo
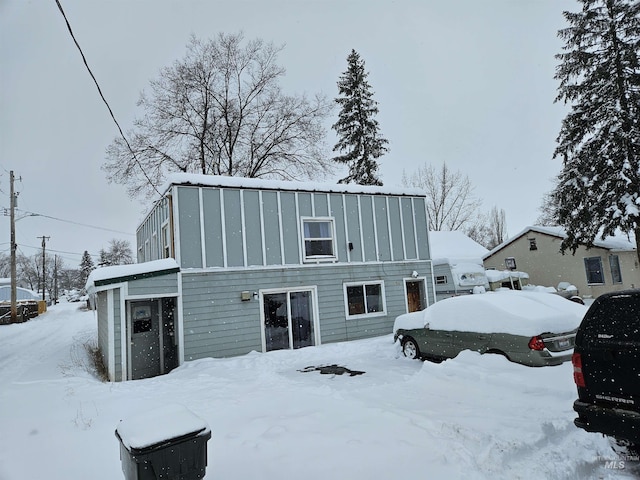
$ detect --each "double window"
[302,218,336,262]
[344,281,386,318]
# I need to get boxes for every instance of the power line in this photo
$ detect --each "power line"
[14,208,134,236]
[53,0,161,196]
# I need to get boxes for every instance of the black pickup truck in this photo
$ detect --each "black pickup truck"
[572,290,640,453]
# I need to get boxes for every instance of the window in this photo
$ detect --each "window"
[505,257,516,270]
[609,255,622,284]
[528,238,537,251]
[344,281,385,317]
[584,257,604,284]
[162,224,171,258]
[302,218,336,261]
[435,275,448,285]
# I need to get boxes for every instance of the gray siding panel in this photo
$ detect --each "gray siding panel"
[202,188,224,268]
[180,261,434,360]
[262,192,282,265]
[388,197,404,260]
[297,192,312,217]
[345,196,362,262]
[402,198,417,259]
[413,198,430,260]
[177,187,203,268]
[243,190,263,266]
[127,273,179,296]
[314,193,329,216]
[113,288,122,381]
[97,292,109,368]
[280,193,299,265]
[360,196,376,262]
[374,197,391,261]
[330,194,348,262]
[224,189,244,267]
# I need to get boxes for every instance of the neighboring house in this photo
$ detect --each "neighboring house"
[87,174,436,381]
[483,226,640,299]
[428,231,489,301]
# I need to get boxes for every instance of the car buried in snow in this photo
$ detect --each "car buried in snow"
[393,290,587,367]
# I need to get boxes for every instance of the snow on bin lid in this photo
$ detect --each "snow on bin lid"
[116,404,210,450]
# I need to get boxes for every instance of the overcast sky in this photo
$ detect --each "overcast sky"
[0,0,577,269]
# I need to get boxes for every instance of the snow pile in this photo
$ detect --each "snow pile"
[0,301,633,480]
[394,290,587,336]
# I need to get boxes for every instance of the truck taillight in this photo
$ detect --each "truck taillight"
[572,352,585,387]
[528,335,545,351]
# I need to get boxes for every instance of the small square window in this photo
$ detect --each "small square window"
[435,275,448,285]
[528,238,537,251]
[344,281,386,318]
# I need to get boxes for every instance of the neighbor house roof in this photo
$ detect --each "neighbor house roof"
[428,230,489,266]
[483,226,636,260]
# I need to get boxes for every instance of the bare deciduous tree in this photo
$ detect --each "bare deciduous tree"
[466,206,508,250]
[104,32,334,198]
[402,162,482,231]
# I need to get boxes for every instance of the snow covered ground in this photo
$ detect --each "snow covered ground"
[0,301,637,480]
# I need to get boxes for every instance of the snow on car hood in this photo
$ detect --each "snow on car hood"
[393,290,587,336]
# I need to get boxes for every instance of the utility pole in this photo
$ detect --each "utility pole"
[9,171,17,322]
[53,255,58,304]
[37,235,50,302]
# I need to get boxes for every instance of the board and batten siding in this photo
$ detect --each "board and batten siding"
[138,185,431,269]
[180,261,434,360]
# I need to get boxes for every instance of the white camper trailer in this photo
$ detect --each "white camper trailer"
[429,231,490,301]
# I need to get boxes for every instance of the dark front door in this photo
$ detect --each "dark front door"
[130,301,161,380]
[406,280,425,312]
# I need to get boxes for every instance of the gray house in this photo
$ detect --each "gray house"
[88,174,436,381]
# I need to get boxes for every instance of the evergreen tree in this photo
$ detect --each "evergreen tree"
[79,251,94,288]
[552,0,640,261]
[332,49,388,185]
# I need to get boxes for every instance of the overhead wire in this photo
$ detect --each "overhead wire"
[53,0,161,196]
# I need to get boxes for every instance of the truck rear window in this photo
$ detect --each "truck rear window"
[580,293,640,344]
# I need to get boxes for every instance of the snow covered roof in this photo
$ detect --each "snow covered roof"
[483,225,636,259]
[429,231,489,266]
[85,258,179,291]
[160,173,425,197]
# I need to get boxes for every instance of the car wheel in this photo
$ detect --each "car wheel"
[485,349,510,361]
[402,337,421,360]
[612,437,640,456]
[569,295,585,305]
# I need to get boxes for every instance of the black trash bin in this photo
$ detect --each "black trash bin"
[115,404,211,480]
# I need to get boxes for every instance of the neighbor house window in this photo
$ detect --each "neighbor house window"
[344,281,385,317]
[162,224,171,258]
[302,218,336,261]
[505,257,516,270]
[528,238,537,251]
[435,275,448,285]
[584,256,604,284]
[609,255,622,284]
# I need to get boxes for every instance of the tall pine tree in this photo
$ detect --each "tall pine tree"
[332,49,388,185]
[552,0,640,261]
[79,250,95,288]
